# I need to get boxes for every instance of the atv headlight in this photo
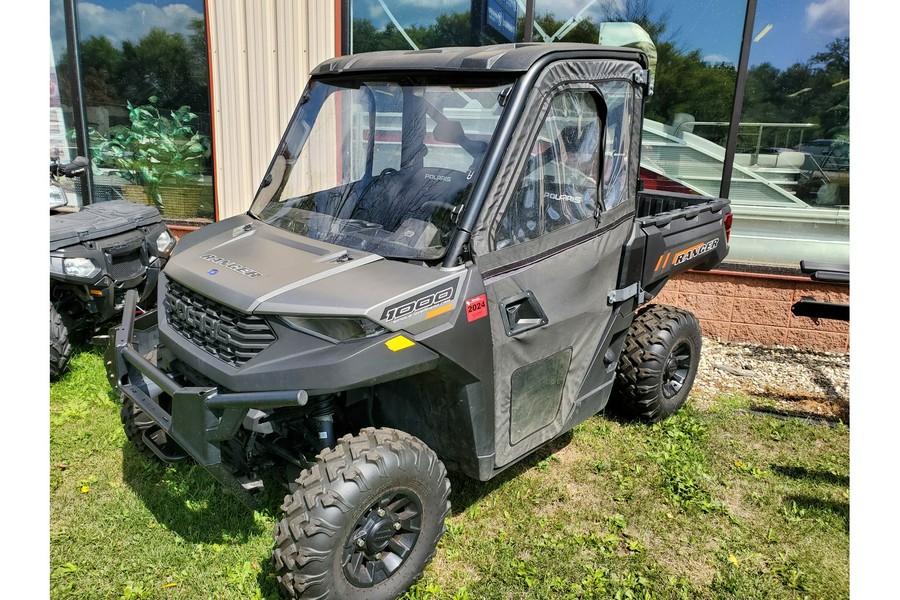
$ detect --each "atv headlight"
[63,257,100,279]
[282,316,387,343]
[155,230,176,254]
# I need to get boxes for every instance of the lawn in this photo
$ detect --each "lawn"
[50,346,849,599]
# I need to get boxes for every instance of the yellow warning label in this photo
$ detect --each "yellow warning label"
[385,336,415,352]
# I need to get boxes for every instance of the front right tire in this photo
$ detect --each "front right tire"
[273,428,450,600]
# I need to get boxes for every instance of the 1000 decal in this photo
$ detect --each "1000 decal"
[381,283,456,322]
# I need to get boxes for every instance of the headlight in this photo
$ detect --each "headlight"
[63,257,100,279]
[282,316,386,343]
[155,230,176,254]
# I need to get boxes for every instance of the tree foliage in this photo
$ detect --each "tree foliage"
[56,19,210,123]
[350,10,848,151]
[742,37,849,145]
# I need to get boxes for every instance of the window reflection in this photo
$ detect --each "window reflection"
[731,1,849,266]
[50,0,213,220]
[350,0,476,51]
[344,1,850,268]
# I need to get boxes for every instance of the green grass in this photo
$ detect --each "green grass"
[50,347,849,599]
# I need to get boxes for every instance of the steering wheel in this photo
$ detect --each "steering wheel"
[379,167,398,177]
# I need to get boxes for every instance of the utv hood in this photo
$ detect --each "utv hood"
[163,215,464,325]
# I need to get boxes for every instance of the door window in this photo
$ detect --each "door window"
[495,91,601,249]
[599,80,633,210]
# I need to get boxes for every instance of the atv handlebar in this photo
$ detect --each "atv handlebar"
[50,156,89,178]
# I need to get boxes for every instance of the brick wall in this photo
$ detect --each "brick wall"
[654,270,849,353]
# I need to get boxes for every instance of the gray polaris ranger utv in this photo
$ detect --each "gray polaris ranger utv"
[107,42,731,599]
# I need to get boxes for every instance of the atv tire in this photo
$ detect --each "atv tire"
[121,396,187,463]
[614,304,702,423]
[273,427,451,600]
[50,303,72,381]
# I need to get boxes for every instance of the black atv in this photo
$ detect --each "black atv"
[50,157,176,379]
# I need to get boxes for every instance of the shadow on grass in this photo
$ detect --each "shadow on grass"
[785,494,849,532]
[598,403,644,425]
[447,430,574,516]
[772,464,849,487]
[121,443,281,544]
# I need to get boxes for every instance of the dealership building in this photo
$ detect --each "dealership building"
[50,0,850,351]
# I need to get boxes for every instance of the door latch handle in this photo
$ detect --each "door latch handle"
[499,290,548,336]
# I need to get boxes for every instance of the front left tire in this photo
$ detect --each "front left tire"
[273,427,451,600]
[50,303,72,381]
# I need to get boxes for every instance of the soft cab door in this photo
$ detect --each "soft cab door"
[471,60,645,468]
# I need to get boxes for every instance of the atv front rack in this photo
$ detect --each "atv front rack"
[108,289,310,509]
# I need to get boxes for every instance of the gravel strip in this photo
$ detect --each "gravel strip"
[692,338,850,423]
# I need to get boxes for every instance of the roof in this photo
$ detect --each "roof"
[310,43,648,77]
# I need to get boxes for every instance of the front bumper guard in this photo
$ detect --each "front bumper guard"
[108,289,309,509]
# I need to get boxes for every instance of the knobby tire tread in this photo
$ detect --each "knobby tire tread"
[614,304,702,423]
[273,427,450,600]
[50,303,72,381]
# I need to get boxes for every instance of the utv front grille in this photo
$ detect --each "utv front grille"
[164,280,276,367]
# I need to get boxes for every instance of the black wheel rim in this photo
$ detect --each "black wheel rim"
[342,490,422,587]
[662,341,692,399]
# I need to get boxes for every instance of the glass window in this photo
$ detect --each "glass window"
[729,1,849,267]
[348,0,528,52]
[50,0,214,221]
[496,91,601,249]
[343,1,849,269]
[251,77,513,261]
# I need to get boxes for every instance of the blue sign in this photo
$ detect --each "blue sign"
[486,0,517,43]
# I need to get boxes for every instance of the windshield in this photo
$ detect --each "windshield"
[249,76,514,260]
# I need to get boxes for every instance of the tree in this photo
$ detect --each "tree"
[118,28,203,110]
[55,35,122,107]
[740,36,850,146]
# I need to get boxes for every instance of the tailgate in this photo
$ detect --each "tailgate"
[617,191,731,292]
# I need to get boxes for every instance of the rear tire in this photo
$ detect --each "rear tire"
[50,303,72,381]
[273,428,450,600]
[614,304,702,423]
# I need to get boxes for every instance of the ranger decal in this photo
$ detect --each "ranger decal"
[199,254,263,278]
[655,238,720,272]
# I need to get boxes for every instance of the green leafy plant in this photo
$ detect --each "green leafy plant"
[91,96,210,208]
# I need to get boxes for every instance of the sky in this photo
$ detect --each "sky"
[50,0,205,63]
[746,0,849,68]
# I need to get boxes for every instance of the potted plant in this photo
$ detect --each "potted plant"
[91,96,211,218]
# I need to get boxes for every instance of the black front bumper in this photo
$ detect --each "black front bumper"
[107,290,310,509]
